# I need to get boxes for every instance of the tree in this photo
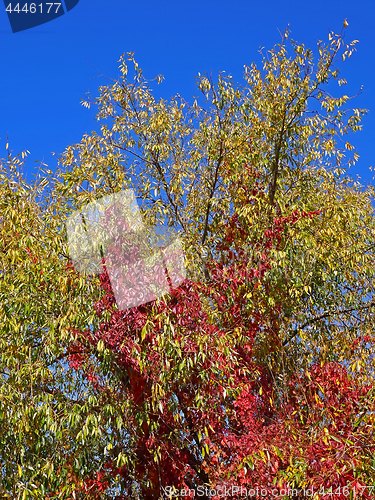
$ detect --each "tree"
[1,24,374,499]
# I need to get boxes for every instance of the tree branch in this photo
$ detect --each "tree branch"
[269,111,286,206]
[283,301,375,346]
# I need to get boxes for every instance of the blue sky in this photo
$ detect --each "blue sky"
[1,0,374,184]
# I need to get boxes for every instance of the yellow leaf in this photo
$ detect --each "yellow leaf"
[343,19,349,28]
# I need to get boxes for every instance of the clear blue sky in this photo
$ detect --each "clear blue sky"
[1,0,374,184]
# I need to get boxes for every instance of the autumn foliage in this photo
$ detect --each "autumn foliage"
[1,24,375,499]
[64,171,375,499]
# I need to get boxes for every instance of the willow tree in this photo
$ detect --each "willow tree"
[1,24,374,498]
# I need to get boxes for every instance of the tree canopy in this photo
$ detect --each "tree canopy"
[1,25,374,499]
